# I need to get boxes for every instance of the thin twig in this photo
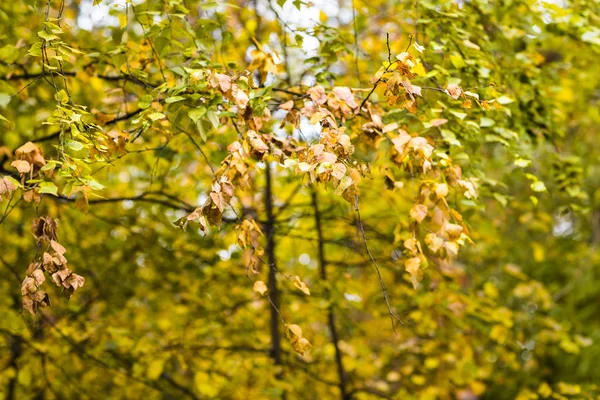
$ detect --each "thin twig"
[355,194,403,333]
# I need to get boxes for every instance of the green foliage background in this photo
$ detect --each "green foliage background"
[1,0,600,399]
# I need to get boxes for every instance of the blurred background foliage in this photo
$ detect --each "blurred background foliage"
[1,0,600,399]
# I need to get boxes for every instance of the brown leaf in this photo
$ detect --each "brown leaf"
[444,223,464,241]
[247,130,269,157]
[11,160,31,173]
[52,267,72,286]
[307,85,327,105]
[209,73,232,93]
[0,176,17,198]
[21,276,37,295]
[445,84,462,100]
[64,273,85,291]
[32,268,45,285]
[279,100,294,111]
[332,87,358,109]
[50,240,66,255]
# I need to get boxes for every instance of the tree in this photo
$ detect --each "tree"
[1,0,600,398]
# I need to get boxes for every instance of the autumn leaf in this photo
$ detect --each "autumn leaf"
[293,276,310,296]
[445,84,462,100]
[253,280,267,296]
[286,324,312,356]
[410,204,428,223]
[11,159,31,173]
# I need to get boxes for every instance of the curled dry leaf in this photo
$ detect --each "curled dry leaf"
[293,276,311,296]
[404,238,418,254]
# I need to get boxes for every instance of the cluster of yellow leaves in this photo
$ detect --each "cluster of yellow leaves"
[516,381,584,400]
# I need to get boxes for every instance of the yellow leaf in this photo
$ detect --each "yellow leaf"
[194,371,219,396]
[146,359,165,380]
[405,257,420,274]
[411,375,426,385]
[470,381,486,395]
[411,62,427,77]
[538,382,552,398]
[557,382,580,395]
[287,324,302,339]
[410,204,428,223]
[532,242,545,262]
[293,276,310,295]
[253,280,267,295]
[319,10,328,23]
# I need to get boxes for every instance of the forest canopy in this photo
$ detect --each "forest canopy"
[1,0,600,399]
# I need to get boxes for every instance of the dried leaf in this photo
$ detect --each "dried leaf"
[11,160,31,173]
[445,84,462,100]
[293,276,311,295]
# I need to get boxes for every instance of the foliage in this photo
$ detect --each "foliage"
[1,0,600,399]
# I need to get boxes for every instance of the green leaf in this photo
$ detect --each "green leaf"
[207,110,219,129]
[0,45,19,63]
[450,54,466,69]
[165,96,186,104]
[449,110,467,120]
[55,90,69,104]
[38,182,58,196]
[138,95,154,109]
[66,140,84,151]
[148,112,166,122]
[188,108,205,123]
[38,30,59,41]
[480,117,495,128]
[531,181,547,193]
[28,42,43,57]
[0,93,11,109]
